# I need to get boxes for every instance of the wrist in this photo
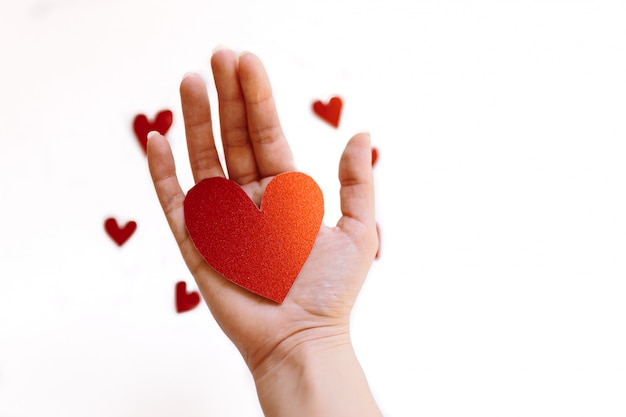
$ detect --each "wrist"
[251,326,348,384]
[252,327,381,417]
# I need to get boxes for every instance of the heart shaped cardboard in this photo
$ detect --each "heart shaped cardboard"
[104,217,137,246]
[184,172,324,303]
[372,147,379,167]
[313,96,342,128]
[175,281,201,313]
[133,110,173,153]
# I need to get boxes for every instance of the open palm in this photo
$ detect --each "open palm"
[147,48,378,376]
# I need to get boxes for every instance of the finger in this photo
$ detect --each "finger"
[147,131,254,309]
[337,132,377,233]
[180,73,225,182]
[238,52,296,177]
[211,48,259,184]
[146,131,189,246]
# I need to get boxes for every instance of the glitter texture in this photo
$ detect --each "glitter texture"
[184,172,324,303]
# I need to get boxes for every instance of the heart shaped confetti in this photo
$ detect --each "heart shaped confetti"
[133,110,173,153]
[375,223,381,260]
[312,96,342,128]
[175,281,201,313]
[104,217,137,246]
[184,172,324,303]
[372,147,379,167]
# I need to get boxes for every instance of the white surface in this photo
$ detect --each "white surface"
[1,0,626,416]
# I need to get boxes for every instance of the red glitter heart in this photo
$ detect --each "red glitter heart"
[312,96,342,128]
[184,172,324,303]
[133,110,173,153]
[104,217,137,246]
[175,281,201,313]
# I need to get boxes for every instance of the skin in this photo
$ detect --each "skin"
[147,48,381,417]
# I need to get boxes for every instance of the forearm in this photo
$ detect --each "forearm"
[252,333,382,417]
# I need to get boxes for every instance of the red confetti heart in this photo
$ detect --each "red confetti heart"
[176,281,201,313]
[133,110,173,153]
[312,96,342,128]
[372,147,379,167]
[184,172,324,303]
[104,217,137,246]
[375,223,381,260]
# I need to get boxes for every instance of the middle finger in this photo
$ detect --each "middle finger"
[211,48,259,185]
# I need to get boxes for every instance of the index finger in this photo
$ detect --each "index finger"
[238,52,296,177]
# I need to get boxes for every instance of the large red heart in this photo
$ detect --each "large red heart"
[133,110,173,153]
[104,217,137,246]
[184,172,324,303]
[312,96,342,128]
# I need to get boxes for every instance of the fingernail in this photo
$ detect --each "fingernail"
[147,131,161,141]
[182,72,204,84]
[212,44,229,54]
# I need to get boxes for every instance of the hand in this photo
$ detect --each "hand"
[147,48,380,416]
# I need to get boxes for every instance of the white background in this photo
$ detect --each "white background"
[1,0,626,416]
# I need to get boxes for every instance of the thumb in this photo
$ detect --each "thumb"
[337,132,376,236]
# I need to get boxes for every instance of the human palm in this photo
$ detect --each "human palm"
[147,48,377,375]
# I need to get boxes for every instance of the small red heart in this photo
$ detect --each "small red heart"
[312,96,342,128]
[371,147,379,167]
[133,110,173,154]
[375,223,381,260]
[175,281,201,313]
[184,172,324,303]
[104,217,137,246]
